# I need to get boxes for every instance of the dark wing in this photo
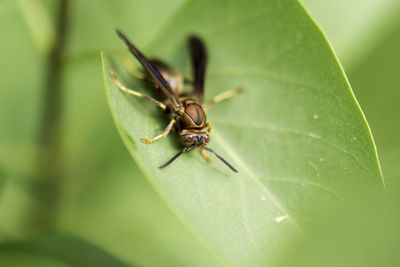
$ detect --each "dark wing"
[116,30,181,111]
[189,35,208,103]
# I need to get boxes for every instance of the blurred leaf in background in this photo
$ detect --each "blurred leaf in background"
[0,233,131,267]
[277,191,400,267]
[301,0,400,69]
[0,0,48,236]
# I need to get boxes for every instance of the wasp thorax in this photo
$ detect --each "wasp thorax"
[180,130,210,147]
[178,99,206,129]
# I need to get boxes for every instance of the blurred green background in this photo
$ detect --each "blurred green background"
[0,0,399,266]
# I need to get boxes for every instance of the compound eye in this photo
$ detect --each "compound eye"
[182,134,194,145]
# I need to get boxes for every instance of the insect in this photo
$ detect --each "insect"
[112,30,243,172]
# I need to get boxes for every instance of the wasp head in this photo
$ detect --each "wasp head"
[180,129,210,147]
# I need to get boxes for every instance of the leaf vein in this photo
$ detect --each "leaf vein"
[260,177,342,200]
[213,120,374,176]
[212,129,304,235]
[212,120,321,139]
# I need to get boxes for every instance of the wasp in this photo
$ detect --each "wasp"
[111,30,243,172]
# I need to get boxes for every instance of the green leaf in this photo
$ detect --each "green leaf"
[0,233,131,267]
[16,0,55,54]
[103,0,385,265]
[300,0,400,192]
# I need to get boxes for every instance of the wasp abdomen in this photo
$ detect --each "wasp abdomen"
[150,59,183,96]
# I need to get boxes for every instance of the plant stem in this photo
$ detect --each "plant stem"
[30,0,69,232]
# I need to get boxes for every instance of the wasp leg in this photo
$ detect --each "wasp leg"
[201,147,212,163]
[141,119,176,144]
[206,87,244,109]
[206,122,212,132]
[122,56,146,80]
[111,72,167,111]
